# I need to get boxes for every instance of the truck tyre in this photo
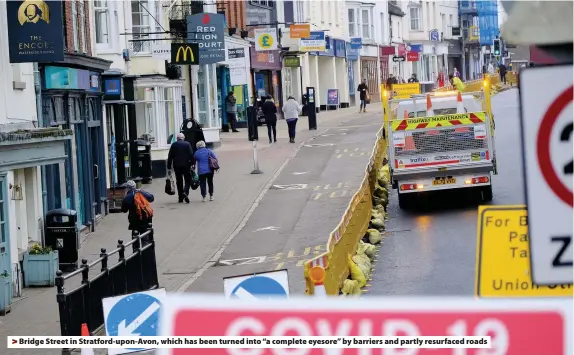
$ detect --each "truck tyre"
[398,193,411,209]
[482,185,493,201]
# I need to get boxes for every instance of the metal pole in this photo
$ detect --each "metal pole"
[34,63,48,221]
[251,140,263,174]
[461,35,467,81]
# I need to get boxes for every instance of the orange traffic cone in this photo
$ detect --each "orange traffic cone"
[404,110,409,118]
[81,323,94,355]
[426,94,434,116]
[456,91,465,114]
[404,135,416,151]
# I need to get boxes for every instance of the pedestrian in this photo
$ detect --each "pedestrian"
[386,74,396,91]
[449,74,466,92]
[408,73,419,83]
[121,180,154,239]
[167,132,195,203]
[487,60,495,75]
[282,96,302,143]
[357,79,369,113]
[437,71,445,88]
[499,63,507,84]
[225,91,240,133]
[194,140,217,202]
[262,96,278,143]
[453,67,461,78]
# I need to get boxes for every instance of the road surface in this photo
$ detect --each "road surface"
[369,89,524,295]
[186,111,383,294]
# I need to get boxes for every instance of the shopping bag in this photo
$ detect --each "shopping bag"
[190,170,200,190]
[365,93,372,104]
[165,170,176,195]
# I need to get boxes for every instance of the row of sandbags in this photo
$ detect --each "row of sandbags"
[342,162,391,296]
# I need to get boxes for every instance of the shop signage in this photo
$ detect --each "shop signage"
[430,29,440,41]
[104,78,122,97]
[397,43,406,57]
[346,42,359,61]
[171,43,199,65]
[7,0,64,63]
[227,48,245,59]
[408,44,423,53]
[334,39,346,58]
[254,28,278,51]
[393,55,406,62]
[187,13,226,64]
[152,42,171,61]
[327,89,339,106]
[407,51,419,62]
[284,57,300,68]
[380,46,395,56]
[44,66,94,90]
[250,47,282,70]
[350,37,362,49]
[289,24,310,39]
[300,31,326,52]
[316,36,334,56]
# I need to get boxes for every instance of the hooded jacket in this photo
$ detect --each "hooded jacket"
[282,98,302,121]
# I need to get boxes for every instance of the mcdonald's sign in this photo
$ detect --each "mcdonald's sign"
[171,43,199,65]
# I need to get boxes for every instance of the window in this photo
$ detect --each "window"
[348,9,356,37]
[155,0,162,33]
[410,7,420,30]
[78,0,87,53]
[449,14,453,29]
[361,9,370,38]
[295,1,304,22]
[71,1,79,51]
[0,178,6,244]
[381,12,385,40]
[441,13,446,37]
[131,0,151,53]
[94,0,110,45]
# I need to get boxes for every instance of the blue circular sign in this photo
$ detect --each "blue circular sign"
[231,276,288,298]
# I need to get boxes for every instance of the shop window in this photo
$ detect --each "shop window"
[0,179,6,244]
[135,87,156,143]
[197,66,207,125]
[163,87,176,145]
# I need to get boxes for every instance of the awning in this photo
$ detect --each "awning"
[0,129,72,171]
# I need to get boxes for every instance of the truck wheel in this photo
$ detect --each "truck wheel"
[398,193,411,210]
[482,185,493,201]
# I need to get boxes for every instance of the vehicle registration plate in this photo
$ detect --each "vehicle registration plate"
[432,178,456,186]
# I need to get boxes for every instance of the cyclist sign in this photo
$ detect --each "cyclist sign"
[518,63,573,285]
[254,28,278,51]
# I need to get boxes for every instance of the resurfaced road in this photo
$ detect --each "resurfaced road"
[369,89,524,295]
[187,110,383,294]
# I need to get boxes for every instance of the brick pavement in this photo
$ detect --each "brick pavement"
[0,106,372,354]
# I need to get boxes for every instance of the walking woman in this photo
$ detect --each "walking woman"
[282,96,302,143]
[262,96,278,143]
[194,141,217,202]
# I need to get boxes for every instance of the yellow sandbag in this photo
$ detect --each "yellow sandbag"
[348,255,366,287]
[364,243,376,258]
[367,228,382,244]
[356,241,369,256]
[371,218,385,230]
[341,279,361,296]
[352,254,371,277]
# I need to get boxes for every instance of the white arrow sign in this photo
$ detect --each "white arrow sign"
[217,256,267,266]
[291,171,309,175]
[253,226,280,232]
[117,301,160,336]
[271,184,308,190]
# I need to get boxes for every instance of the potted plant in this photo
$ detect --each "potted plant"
[0,271,10,315]
[23,243,59,287]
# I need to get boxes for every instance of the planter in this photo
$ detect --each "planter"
[0,277,10,315]
[23,251,59,287]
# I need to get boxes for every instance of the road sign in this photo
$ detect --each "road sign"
[157,295,572,355]
[223,270,289,299]
[103,289,166,355]
[392,55,405,62]
[254,28,278,51]
[518,63,573,285]
[475,205,573,297]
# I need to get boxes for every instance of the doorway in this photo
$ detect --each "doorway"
[0,175,11,306]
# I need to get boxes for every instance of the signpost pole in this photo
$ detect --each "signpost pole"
[251,140,263,175]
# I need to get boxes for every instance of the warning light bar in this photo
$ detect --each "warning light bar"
[400,184,424,191]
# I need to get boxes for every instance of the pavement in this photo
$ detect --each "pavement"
[367,88,525,295]
[0,105,382,354]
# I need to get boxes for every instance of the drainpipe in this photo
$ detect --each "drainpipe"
[34,63,48,219]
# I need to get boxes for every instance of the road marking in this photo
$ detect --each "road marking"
[217,256,267,266]
[218,244,327,271]
[253,226,280,232]
[291,171,309,175]
[271,184,308,190]
[304,143,334,147]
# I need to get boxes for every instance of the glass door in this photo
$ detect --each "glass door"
[0,176,10,308]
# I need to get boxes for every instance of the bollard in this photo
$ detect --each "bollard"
[118,240,125,261]
[251,140,263,175]
[80,259,89,284]
[100,248,108,272]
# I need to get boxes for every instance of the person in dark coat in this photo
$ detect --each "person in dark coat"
[357,79,369,113]
[262,96,278,143]
[167,132,195,203]
[408,73,419,83]
[499,63,507,84]
[121,180,154,236]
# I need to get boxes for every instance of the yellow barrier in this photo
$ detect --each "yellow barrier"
[304,127,387,295]
[435,74,501,93]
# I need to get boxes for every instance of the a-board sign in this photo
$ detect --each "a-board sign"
[475,205,572,297]
[391,83,420,99]
[157,295,572,355]
[518,63,573,286]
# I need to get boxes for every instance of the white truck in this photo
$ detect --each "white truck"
[382,83,497,209]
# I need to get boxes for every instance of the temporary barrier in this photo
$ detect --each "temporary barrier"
[55,229,159,350]
[304,126,387,295]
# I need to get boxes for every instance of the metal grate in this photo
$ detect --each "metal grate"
[394,126,487,157]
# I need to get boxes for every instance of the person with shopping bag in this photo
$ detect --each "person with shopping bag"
[167,133,195,203]
[194,140,219,202]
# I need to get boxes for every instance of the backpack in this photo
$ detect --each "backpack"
[134,191,153,220]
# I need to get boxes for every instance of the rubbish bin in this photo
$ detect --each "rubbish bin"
[135,139,152,184]
[44,209,78,271]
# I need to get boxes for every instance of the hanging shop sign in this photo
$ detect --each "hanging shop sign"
[254,28,278,51]
[350,37,362,49]
[250,47,282,70]
[430,29,440,41]
[284,57,301,68]
[7,0,64,63]
[44,66,100,91]
[152,42,171,61]
[397,43,407,57]
[187,13,226,64]
[393,56,406,62]
[290,24,310,39]
[227,48,245,59]
[407,51,419,62]
[300,31,326,52]
[171,43,199,65]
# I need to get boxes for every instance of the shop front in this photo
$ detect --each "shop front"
[333,39,348,108]
[379,46,395,88]
[314,36,336,111]
[250,47,283,112]
[41,58,111,230]
[282,56,302,104]
[360,56,379,104]
[346,42,360,107]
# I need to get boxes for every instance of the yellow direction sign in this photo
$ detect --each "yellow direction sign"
[391,83,420,99]
[475,205,573,297]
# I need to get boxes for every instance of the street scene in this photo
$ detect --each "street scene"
[0,0,572,354]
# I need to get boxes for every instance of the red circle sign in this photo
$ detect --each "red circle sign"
[536,85,574,207]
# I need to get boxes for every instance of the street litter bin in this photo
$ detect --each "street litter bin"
[135,139,152,184]
[45,209,79,270]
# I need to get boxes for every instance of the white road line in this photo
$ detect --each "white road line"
[233,287,259,299]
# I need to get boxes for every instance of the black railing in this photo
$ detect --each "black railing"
[55,229,159,342]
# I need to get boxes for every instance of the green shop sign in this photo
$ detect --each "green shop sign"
[284,57,300,67]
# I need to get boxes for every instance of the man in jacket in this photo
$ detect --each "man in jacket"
[225,91,239,132]
[282,96,302,143]
[408,73,419,83]
[357,79,369,113]
[167,132,195,203]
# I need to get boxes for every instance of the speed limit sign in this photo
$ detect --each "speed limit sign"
[519,63,573,285]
